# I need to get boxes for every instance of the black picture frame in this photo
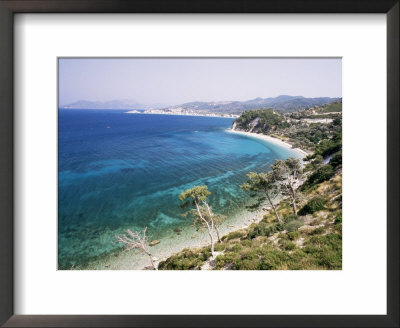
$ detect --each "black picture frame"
[0,1,398,327]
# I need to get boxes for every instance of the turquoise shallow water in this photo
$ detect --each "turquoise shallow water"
[58,110,300,269]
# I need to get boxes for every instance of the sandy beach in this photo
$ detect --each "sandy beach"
[227,129,308,158]
[86,199,269,270]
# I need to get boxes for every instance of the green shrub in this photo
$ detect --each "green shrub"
[223,230,247,241]
[158,248,210,270]
[309,227,326,235]
[334,223,342,233]
[299,197,326,215]
[284,220,303,232]
[214,242,227,252]
[262,214,270,221]
[248,222,267,239]
[284,249,315,270]
[231,244,242,253]
[278,232,288,240]
[248,222,279,239]
[234,259,260,270]
[241,239,252,247]
[280,239,296,251]
[232,247,261,270]
[302,165,334,189]
[287,231,300,240]
[239,247,259,260]
[303,234,342,269]
[330,151,342,169]
[158,256,201,270]
[259,249,288,270]
[192,248,211,261]
[215,253,238,269]
[315,133,342,158]
[303,244,319,255]
[276,222,285,232]
[312,155,324,166]
[303,155,324,172]
[334,211,342,224]
[284,214,299,223]
[304,153,315,161]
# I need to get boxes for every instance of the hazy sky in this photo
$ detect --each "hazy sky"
[59,58,341,106]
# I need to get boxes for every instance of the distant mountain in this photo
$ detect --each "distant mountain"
[61,96,341,114]
[152,95,341,115]
[60,99,167,110]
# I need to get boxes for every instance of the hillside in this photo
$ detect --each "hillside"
[233,100,342,152]
[61,96,340,114]
[159,171,342,270]
[144,95,341,116]
[157,103,342,270]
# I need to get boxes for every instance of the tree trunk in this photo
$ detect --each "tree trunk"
[195,200,215,256]
[265,189,281,223]
[292,198,297,216]
[208,227,215,256]
[204,201,221,243]
[289,186,297,216]
[214,226,221,243]
[145,251,157,270]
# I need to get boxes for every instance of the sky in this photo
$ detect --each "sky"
[58,58,341,107]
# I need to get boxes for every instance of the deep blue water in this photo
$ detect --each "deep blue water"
[58,110,298,269]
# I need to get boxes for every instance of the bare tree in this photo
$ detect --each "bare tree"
[190,201,225,243]
[203,202,225,243]
[272,158,303,216]
[115,227,157,270]
[179,185,218,256]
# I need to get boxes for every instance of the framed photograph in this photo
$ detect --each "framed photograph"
[0,0,398,327]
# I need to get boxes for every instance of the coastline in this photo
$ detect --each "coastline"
[125,111,239,119]
[80,126,309,270]
[85,199,269,270]
[227,129,309,158]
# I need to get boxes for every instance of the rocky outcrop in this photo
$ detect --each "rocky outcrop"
[248,117,260,132]
[232,117,260,132]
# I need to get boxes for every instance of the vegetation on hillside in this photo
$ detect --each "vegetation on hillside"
[159,170,342,270]
[158,103,342,270]
[234,109,289,132]
[233,100,342,153]
[155,96,341,115]
[317,101,342,113]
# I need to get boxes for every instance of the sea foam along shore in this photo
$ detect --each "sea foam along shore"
[227,129,308,158]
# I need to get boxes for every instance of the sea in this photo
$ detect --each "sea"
[58,109,300,269]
